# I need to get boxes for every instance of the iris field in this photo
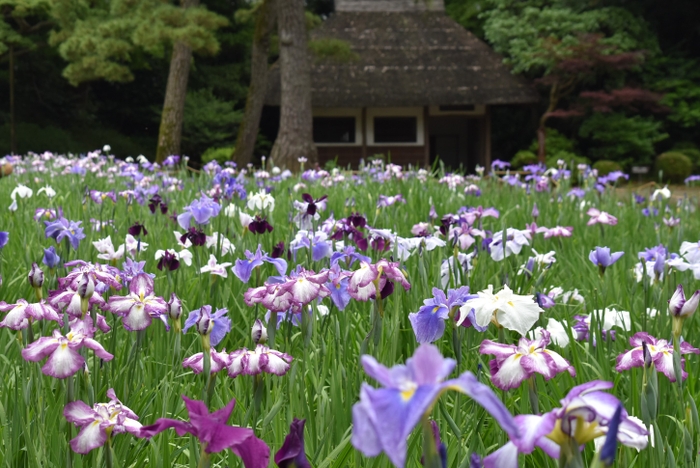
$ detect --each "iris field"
[0,151,699,468]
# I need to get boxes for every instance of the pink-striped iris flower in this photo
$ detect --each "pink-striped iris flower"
[214,344,293,378]
[0,299,62,330]
[616,332,700,382]
[479,330,575,390]
[106,273,168,331]
[22,321,113,379]
[64,389,141,454]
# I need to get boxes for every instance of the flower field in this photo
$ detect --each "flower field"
[0,151,699,468]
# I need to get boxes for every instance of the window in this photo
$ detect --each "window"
[313,117,356,143]
[373,117,417,143]
[439,105,475,112]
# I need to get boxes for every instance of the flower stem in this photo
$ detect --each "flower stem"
[105,435,114,468]
[527,376,539,414]
[421,417,441,468]
[197,443,211,468]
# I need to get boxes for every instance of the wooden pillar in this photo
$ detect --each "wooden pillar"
[484,105,492,168]
[361,107,367,162]
[423,106,430,168]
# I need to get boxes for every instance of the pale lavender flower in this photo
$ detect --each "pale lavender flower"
[183,348,229,374]
[377,194,406,208]
[177,194,221,229]
[586,208,618,226]
[44,217,86,250]
[408,287,479,343]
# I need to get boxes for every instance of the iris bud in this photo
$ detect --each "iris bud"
[28,263,44,288]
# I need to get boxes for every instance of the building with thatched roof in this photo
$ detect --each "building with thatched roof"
[266,0,538,170]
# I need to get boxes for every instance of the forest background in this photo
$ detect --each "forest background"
[1,0,699,171]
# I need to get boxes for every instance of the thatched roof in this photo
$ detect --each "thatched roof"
[266,10,538,108]
[336,0,445,12]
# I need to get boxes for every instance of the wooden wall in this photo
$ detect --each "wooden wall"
[335,0,444,12]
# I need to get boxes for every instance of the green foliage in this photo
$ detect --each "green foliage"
[591,159,622,176]
[671,143,700,171]
[578,112,668,167]
[445,0,486,38]
[49,0,229,85]
[648,57,700,128]
[481,0,657,75]
[309,38,358,62]
[510,150,538,168]
[655,152,693,183]
[528,127,576,154]
[0,122,152,156]
[0,0,52,54]
[181,88,242,156]
[201,145,234,164]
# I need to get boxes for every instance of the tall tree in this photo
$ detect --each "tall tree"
[48,0,228,162]
[231,0,276,167]
[482,0,659,161]
[269,0,316,171]
[1,0,53,153]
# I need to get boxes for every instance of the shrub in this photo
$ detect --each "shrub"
[592,160,623,176]
[202,147,234,165]
[511,150,538,168]
[672,143,700,172]
[655,152,693,183]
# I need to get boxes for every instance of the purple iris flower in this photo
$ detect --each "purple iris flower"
[138,396,270,468]
[642,207,658,217]
[44,217,86,250]
[327,264,351,311]
[121,258,154,285]
[42,246,61,269]
[232,245,287,283]
[177,194,221,229]
[589,247,624,275]
[290,230,332,262]
[0,231,8,249]
[408,287,478,343]
[183,305,231,347]
[633,193,646,204]
[351,344,517,468]
[300,193,327,216]
[275,418,310,468]
[566,187,586,199]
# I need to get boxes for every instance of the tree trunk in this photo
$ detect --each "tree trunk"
[537,81,560,163]
[155,0,200,164]
[232,0,277,167]
[269,0,317,172]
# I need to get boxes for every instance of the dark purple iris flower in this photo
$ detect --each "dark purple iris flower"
[301,193,327,216]
[148,194,168,214]
[157,250,180,271]
[180,227,206,247]
[274,418,310,468]
[271,241,285,259]
[249,215,274,235]
[128,222,148,237]
[0,231,8,249]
